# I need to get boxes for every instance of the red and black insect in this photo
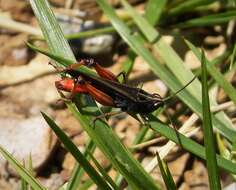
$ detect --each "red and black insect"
[54,59,195,115]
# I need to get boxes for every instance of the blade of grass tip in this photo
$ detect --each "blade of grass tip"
[28,153,34,176]
[67,139,96,190]
[156,152,176,190]
[145,0,167,26]
[88,151,119,190]
[41,112,113,190]
[185,39,236,106]
[201,50,221,190]
[0,146,45,190]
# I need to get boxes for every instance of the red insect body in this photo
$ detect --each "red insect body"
[55,78,115,106]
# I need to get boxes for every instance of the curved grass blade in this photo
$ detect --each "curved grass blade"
[156,153,176,190]
[41,112,113,190]
[201,51,221,190]
[0,146,46,190]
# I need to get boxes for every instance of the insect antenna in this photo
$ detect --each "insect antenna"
[162,76,197,103]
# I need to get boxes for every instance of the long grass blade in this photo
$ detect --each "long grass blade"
[156,153,176,190]
[201,51,221,190]
[66,140,96,190]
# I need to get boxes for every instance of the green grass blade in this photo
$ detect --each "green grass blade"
[29,0,74,61]
[168,0,214,16]
[156,153,176,190]
[0,146,46,190]
[20,161,28,190]
[230,43,236,70]
[67,140,96,190]
[97,0,236,141]
[88,152,119,190]
[41,112,112,190]
[201,51,221,190]
[145,0,167,25]
[185,39,236,105]
[176,11,236,28]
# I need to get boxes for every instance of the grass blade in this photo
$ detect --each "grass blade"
[29,0,74,60]
[168,0,214,16]
[20,161,28,190]
[88,152,119,190]
[201,51,221,190]
[0,146,45,190]
[145,0,167,26]
[185,39,236,105]
[41,112,112,190]
[176,11,236,28]
[156,153,176,190]
[66,140,96,190]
